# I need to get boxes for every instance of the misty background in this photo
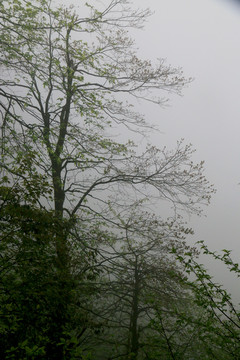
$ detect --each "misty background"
[67,0,240,298]
[129,0,240,298]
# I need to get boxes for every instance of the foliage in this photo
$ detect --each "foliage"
[0,185,56,358]
[173,241,240,359]
[0,184,101,359]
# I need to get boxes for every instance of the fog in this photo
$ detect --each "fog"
[127,0,240,297]
[62,0,240,298]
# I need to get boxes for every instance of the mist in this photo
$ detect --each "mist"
[124,0,240,299]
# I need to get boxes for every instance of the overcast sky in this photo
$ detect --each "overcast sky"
[127,0,240,294]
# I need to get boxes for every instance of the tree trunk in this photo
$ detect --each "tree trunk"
[129,257,140,360]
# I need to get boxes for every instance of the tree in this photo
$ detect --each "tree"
[0,0,213,357]
[0,0,211,220]
[84,210,201,360]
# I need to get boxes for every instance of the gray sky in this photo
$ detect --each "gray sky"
[129,0,240,293]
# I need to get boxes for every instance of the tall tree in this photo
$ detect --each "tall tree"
[0,0,211,221]
[0,0,213,357]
